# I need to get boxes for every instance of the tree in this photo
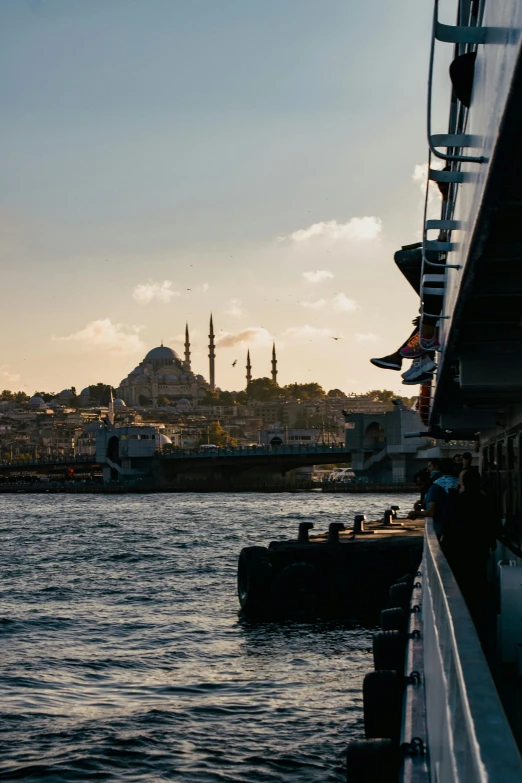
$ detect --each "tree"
[245,377,281,401]
[89,383,113,406]
[14,392,28,403]
[327,388,345,398]
[197,421,236,447]
[365,389,417,409]
[69,386,78,408]
[1,390,13,400]
[157,396,170,407]
[282,382,325,400]
[138,395,152,407]
[34,391,56,402]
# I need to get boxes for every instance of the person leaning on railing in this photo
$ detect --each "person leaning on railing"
[442,468,499,632]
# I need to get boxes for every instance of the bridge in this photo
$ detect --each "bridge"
[0,444,352,490]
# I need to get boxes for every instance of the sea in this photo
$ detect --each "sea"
[0,491,415,782]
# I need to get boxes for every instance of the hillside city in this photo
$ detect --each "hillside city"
[0,382,414,461]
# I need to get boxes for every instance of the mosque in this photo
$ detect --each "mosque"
[71,315,279,409]
[115,318,215,407]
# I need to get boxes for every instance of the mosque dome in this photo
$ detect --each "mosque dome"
[113,398,126,407]
[80,387,90,397]
[177,398,191,408]
[28,395,46,408]
[59,389,72,398]
[144,346,180,361]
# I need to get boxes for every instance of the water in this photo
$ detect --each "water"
[0,491,414,782]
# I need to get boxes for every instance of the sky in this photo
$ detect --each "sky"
[0,0,455,397]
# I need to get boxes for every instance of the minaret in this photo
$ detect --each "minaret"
[184,323,191,368]
[208,313,216,391]
[246,349,252,387]
[271,342,278,385]
[108,387,115,425]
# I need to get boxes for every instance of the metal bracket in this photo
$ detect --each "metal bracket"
[401,737,426,757]
[405,670,422,686]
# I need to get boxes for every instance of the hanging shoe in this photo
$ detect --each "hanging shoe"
[370,351,403,371]
[401,354,436,382]
[419,334,440,352]
[402,370,435,386]
[399,332,424,359]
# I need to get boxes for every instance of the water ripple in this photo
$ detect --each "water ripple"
[0,491,413,781]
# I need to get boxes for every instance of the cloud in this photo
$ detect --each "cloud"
[224,298,245,318]
[54,319,144,354]
[132,280,180,304]
[412,161,444,207]
[300,298,327,310]
[302,270,334,283]
[216,327,272,348]
[333,293,357,312]
[281,216,382,243]
[354,332,381,342]
[283,325,333,341]
[0,366,21,384]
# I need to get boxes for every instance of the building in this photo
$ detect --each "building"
[117,318,217,407]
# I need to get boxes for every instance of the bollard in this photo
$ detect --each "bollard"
[384,508,404,527]
[298,521,314,543]
[354,513,375,535]
[328,522,345,544]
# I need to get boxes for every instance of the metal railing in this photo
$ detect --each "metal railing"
[0,454,96,468]
[160,443,349,460]
[423,517,522,782]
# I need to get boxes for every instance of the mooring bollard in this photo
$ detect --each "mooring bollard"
[298,521,314,543]
[353,513,375,535]
[328,522,345,544]
[384,508,404,526]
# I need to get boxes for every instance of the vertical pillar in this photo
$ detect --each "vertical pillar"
[271,342,277,384]
[209,314,215,391]
[184,323,191,368]
[246,349,252,387]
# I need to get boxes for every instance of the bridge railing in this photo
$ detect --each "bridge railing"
[159,443,348,459]
[423,517,522,782]
[0,454,96,468]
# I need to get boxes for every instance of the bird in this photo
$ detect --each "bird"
[187,288,192,291]
[232,360,237,367]
[330,337,343,341]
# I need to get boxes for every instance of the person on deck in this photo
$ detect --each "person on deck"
[443,468,498,629]
[424,458,460,539]
[407,469,432,519]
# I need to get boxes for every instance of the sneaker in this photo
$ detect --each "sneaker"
[370,352,402,371]
[402,371,435,386]
[419,335,440,352]
[401,354,436,381]
[399,332,424,359]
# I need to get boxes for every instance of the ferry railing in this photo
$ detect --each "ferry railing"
[427,0,486,164]
[423,517,522,782]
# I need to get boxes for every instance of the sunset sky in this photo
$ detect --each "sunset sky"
[1,0,454,396]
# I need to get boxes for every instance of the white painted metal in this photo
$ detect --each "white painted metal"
[437,1,522,353]
[423,518,522,782]
[399,572,429,783]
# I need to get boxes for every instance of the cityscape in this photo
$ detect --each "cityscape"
[0,316,397,461]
